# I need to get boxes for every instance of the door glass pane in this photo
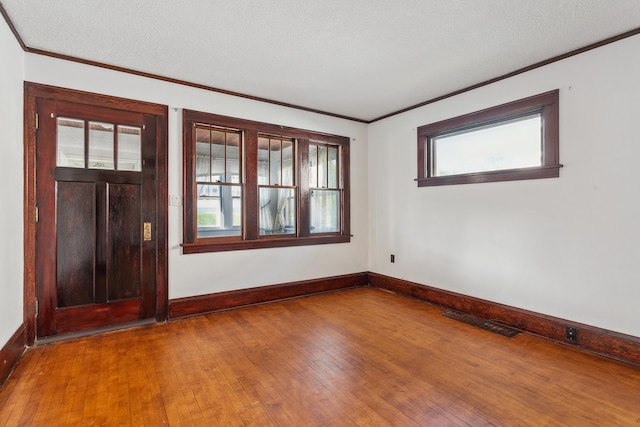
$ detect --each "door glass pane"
[433,114,542,177]
[197,184,242,238]
[89,121,114,170]
[259,187,295,235]
[258,136,270,185]
[328,146,338,188]
[282,140,294,186]
[309,144,318,188]
[57,117,85,168]
[311,189,340,233]
[117,125,142,171]
[226,132,241,183]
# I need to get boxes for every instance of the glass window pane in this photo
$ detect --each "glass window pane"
[117,125,141,171]
[89,121,114,170]
[57,117,85,168]
[195,128,211,182]
[328,146,338,189]
[269,139,282,186]
[210,129,226,182]
[197,184,242,238]
[309,144,317,188]
[282,140,294,186]
[259,187,295,235]
[196,141,211,182]
[258,136,270,185]
[311,189,340,233]
[226,132,241,183]
[433,114,542,177]
[317,145,328,188]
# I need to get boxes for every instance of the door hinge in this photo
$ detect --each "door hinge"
[35,206,39,223]
[35,113,39,130]
[35,298,39,318]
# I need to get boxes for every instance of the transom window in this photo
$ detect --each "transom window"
[183,110,350,253]
[417,90,561,186]
[56,117,142,171]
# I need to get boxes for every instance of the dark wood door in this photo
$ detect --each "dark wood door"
[35,99,157,338]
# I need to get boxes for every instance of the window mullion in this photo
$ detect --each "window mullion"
[298,138,310,237]
[244,130,259,240]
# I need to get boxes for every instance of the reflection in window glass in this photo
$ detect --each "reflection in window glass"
[432,114,542,177]
[311,190,339,233]
[57,117,85,168]
[117,125,142,171]
[259,187,296,235]
[89,121,115,170]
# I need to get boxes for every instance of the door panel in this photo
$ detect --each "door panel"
[36,98,157,339]
[107,183,142,301]
[56,181,96,307]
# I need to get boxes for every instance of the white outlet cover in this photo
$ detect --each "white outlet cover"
[169,195,182,206]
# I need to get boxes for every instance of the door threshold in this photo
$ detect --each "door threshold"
[35,318,158,345]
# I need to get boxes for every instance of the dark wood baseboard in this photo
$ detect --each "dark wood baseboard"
[368,272,640,367]
[0,324,26,387]
[169,272,368,319]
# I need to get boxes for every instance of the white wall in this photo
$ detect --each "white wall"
[24,54,369,300]
[368,34,640,338]
[0,18,25,346]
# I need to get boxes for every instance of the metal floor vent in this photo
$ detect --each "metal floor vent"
[441,310,521,338]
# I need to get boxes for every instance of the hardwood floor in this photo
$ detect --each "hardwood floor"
[1,287,639,426]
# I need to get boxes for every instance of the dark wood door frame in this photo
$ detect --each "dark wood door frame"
[23,82,169,344]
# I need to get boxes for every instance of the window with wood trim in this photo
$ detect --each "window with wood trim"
[417,90,561,186]
[183,110,350,253]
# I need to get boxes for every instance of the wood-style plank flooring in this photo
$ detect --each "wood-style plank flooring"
[1,287,639,426]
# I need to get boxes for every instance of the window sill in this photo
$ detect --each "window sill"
[182,235,351,254]
[416,164,562,187]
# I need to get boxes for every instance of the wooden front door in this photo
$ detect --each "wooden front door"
[34,96,161,339]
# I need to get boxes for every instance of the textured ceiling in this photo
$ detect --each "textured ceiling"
[2,0,640,121]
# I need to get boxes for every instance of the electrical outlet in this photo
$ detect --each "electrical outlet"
[566,326,578,342]
[390,254,395,263]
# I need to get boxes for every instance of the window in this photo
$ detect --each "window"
[417,90,561,186]
[183,110,350,253]
[57,118,142,171]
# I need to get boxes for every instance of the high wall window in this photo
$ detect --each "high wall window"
[183,110,350,253]
[417,90,561,186]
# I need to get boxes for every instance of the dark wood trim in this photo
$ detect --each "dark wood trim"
[368,272,640,367]
[416,164,562,187]
[0,324,26,387]
[169,272,368,319]
[23,82,169,344]
[0,3,27,51]
[182,110,351,253]
[25,48,367,124]
[372,27,640,122]
[417,90,560,187]
[23,84,37,345]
